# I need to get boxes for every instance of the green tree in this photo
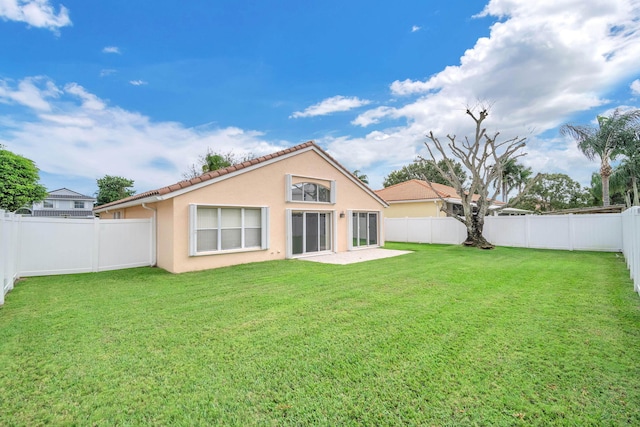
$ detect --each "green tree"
[352,170,369,184]
[560,108,640,207]
[513,173,591,212]
[96,175,136,205]
[588,173,625,207]
[611,131,640,206]
[383,159,467,187]
[0,147,47,212]
[494,159,533,202]
[183,149,254,179]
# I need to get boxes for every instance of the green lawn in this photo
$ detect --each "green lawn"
[1,244,639,426]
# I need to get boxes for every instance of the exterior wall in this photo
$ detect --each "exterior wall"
[384,200,444,218]
[122,149,386,273]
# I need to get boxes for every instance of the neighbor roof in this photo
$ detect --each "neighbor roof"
[94,141,387,212]
[375,179,479,203]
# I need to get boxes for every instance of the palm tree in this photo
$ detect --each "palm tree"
[494,159,532,202]
[611,131,640,206]
[560,109,640,207]
[352,170,369,184]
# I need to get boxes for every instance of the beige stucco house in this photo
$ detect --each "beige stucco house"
[94,142,388,273]
[375,179,484,218]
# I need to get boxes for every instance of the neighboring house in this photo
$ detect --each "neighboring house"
[93,142,388,273]
[28,188,96,218]
[374,179,504,218]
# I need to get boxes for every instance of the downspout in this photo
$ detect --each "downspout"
[141,203,158,267]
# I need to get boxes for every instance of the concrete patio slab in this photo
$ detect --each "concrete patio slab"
[298,248,412,265]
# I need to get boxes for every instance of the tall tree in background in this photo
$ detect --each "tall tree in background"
[512,173,590,212]
[352,170,369,184]
[494,159,532,202]
[610,130,640,206]
[588,173,625,207]
[423,108,531,249]
[96,175,136,205]
[383,159,467,187]
[0,146,47,212]
[183,149,255,179]
[560,109,640,207]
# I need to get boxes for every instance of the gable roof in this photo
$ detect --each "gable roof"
[47,188,96,200]
[375,179,493,204]
[94,141,387,212]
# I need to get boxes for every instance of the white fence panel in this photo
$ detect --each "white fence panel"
[622,207,640,292]
[97,219,154,271]
[17,217,153,277]
[571,214,623,251]
[19,217,96,276]
[386,214,623,252]
[431,218,466,244]
[483,216,528,247]
[0,210,20,304]
[384,217,411,242]
[385,217,466,244]
[528,215,573,250]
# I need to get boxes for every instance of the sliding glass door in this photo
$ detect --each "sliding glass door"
[291,211,332,255]
[352,212,378,248]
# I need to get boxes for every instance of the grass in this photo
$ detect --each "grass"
[0,243,639,426]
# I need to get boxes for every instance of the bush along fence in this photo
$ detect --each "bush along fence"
[0,210,155,305]
[385,209,640,293]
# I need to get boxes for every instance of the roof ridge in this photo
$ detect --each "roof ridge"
[94,141,320,210]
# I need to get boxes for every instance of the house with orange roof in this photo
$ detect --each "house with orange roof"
[374,179,487,218]
[93,142,388,273]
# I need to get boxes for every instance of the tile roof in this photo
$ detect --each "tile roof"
[94,141,386,211]
[375,179,505,206]
[375,179,466,202]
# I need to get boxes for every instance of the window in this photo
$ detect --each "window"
[74,201,84,209]
[291,182,331,202]
[190,205,268,255]
[43,200,54,208]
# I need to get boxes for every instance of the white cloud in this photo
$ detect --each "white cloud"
[0,0,71,31]
[632,79,640,96]
[290,95,371,118]
[339,0,640,188]
[390,79,435,96]
[129,80,147,86]
[0,76,61,111]
[0,77,287,194]
[102,46,121,54]
[411,25,421,32]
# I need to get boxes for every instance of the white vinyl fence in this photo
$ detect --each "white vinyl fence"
[386,211,640,293]
[0,210,154,304]
[622,207,640,293]
[385,214,623,251]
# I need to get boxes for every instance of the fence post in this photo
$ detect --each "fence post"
[568,214,574,251]
[92,217,100,272]
[0,210,5,306]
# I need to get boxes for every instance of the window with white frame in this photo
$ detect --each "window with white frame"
[286,175,336,204]
[43,200,54,208]
[74,201,84,209]
[189,205,269,255]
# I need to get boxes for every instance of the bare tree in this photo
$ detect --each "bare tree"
[422,108,533,249]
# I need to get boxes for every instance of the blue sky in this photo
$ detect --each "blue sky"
[1,0,640,197]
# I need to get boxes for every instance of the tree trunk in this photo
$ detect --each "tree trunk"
[601,162,612,207]
[633,176,639,206]
[463,215,494,249]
